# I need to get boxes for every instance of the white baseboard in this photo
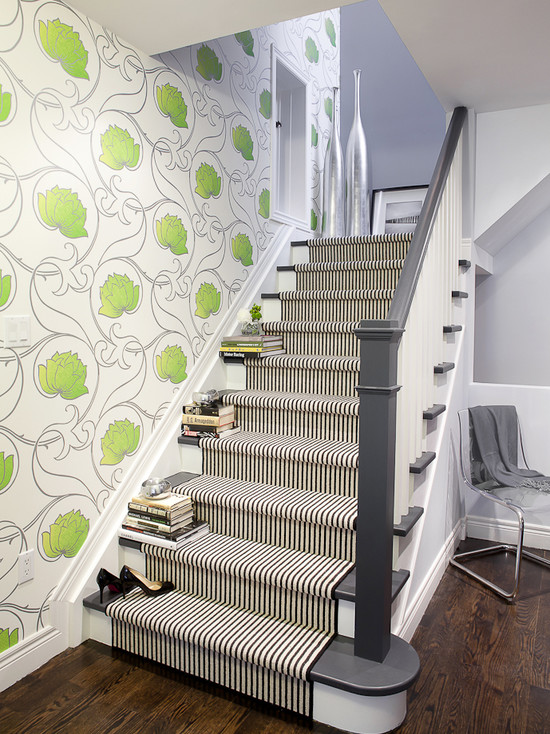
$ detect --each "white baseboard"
[466,514,550,550]
[0,626,67,692]
[396,519,464,643]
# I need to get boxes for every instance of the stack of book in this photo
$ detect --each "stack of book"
[119,492,209,550]
[219,334,285,358]
[181,400,241,438]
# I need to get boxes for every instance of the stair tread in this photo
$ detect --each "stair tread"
[172,474,357,529]
[199,430,359,468]
[423,404,446,420]
[334,568,410,603]
[409,451,436,474]
[222,389,359,415]
[278,288,395,301]
[305,233,413,247]
[434,361,455,374]
[106,588,331,679]
[143,531,353,599]
[295,259,405,272]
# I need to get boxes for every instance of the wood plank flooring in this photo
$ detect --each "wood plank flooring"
[2,539,549,733]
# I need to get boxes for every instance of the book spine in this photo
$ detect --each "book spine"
[125,512,192,530]
[127,501,193,518]
[127,509,171,525]
[122,521,187,540]
[182,402,231,417]
[181,412,234,427]
[220,344,282,351]
[119,527,178,550]
[182,423,233,433]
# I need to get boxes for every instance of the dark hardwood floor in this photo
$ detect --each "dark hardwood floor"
[2,539,550,734]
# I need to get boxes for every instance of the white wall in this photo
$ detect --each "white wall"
[474,103,550,239]
[339,0,445,192]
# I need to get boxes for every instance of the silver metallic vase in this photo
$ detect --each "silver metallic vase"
[322,87,344,237]
[345,69,369,236]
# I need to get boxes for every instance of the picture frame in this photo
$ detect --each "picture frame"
[371,186,429,236]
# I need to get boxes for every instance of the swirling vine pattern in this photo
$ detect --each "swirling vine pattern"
[0,0,339,646]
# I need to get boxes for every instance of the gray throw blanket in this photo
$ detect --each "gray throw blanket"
[469,405,550,493]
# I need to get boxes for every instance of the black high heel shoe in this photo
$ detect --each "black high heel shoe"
[96,568,122,603]
[120,565,174,598]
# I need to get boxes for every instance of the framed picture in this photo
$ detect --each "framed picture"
[371,186,429,236]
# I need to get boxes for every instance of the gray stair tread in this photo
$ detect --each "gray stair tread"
[143,531,353,599]
[434,361,455,374]
[458,259,471,268]
[83,588,123,611]
[334,568,410,603]
[173,474,356,529]
[263,320,360,334]
[443,324,462,333]
[409,451,436,474]
[106,588,331,679]
[423,404,446,420]
[393,506,424,537]
[309,633,420,696]
[451,290,468,298]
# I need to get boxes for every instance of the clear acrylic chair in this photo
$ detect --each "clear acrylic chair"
[451,407,550,600]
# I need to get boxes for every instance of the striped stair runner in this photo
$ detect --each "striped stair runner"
[106,233,411,716]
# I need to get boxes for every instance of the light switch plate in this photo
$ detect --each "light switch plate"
[4,315,31,347]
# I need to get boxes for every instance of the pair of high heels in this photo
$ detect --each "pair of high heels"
[96,566,174,603]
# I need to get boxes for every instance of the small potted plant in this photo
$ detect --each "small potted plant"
[238,303,262,335]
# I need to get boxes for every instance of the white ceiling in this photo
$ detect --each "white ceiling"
[68,0,550,113]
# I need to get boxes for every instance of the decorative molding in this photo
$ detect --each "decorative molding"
[0,626,66,693]
[396,518,464,643]
[466,514,550,551]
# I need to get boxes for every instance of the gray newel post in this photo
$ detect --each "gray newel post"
[354,319,404,663]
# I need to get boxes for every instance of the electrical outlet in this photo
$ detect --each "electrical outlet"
[18,549,34,584]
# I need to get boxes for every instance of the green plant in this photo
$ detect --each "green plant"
[250,303,261,321]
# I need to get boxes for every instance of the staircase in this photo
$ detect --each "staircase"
[102,233,414,717]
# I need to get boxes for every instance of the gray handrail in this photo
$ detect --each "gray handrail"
[386,106,467,326]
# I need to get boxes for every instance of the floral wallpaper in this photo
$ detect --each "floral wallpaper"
[0,1,339,649]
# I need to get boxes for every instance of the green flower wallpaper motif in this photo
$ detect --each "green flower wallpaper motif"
[0,452,14,493]
[196,44,222,81]
[100,419,141,465]
[0,628,18,653]
[156,214,188,255]
[325,96,333,121]
[38,351,88,400]
[311,209,318,231]
[259,89,271,120]
[42,509,89,558]
[0,269,11,308]
[38,186,87,238]
[195,162,221,199]
[232,124,254,161]
[100,125,140,170]
[99,274,139,317]
[311,124,318,147]
[232,233,253,266]
[305,37,319,64]
[156,83,188,128]
[156,345,188,383]
[235,31,254,57]
[325,18,337,47]
[195,282,221,318]
[0,0,339,649]
[39,18,89,80]
[258,188,270,219]
[0,84,12,123]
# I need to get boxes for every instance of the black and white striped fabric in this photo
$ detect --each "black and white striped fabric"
[106,233,410,715]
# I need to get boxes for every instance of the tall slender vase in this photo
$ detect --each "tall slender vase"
[322,86,344,237]
[345,69,369,236]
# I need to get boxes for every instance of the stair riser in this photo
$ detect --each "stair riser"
[112,621,311,715]
[296,269,402,291]
[203,452,357,497]
[262,326,360,357]
[308,239,410,264]
[246,364,359,396]
[189,502,356,561]
[146,554,336,630]
[235,403,359,442]
[281,297,391,323]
